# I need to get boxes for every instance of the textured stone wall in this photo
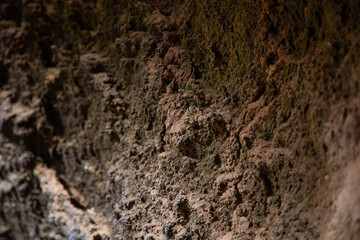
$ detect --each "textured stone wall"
[0,1,359,239]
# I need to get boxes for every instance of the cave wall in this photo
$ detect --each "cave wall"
[0,0,359,239]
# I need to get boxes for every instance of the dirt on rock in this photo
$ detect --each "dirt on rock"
[0,1,360,239]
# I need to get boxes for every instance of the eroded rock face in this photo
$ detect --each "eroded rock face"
[0,1,359,239]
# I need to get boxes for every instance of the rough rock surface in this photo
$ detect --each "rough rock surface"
[0,1,360,239]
